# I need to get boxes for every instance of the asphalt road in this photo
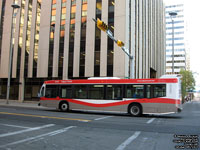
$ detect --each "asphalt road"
[0,101,200,150]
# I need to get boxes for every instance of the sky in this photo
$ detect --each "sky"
[164,0,200,91]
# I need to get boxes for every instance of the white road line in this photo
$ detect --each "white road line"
[0,126,76,148]
[115,131,141,150]
[94,116,113,121]
[0,124,55,138]
[146,118,155,124]
[0,123,30,129]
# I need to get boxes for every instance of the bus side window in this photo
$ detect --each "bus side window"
[146,85,151,98]
[74,85,87,99]
[88,85,104,99]
[125,85,144,98]
[45,85,58,98]
[146,85,154,98]
[60,85,72,98]
[153,84,166,98]
[106,85,123,100]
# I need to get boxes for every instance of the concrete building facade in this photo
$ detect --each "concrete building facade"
[0,0,166,101]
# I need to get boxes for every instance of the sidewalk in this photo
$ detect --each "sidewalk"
[0,99,43,109]
[192,97,200,102]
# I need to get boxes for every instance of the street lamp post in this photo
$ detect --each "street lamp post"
[6,4,20,104]
[169,12,177,74]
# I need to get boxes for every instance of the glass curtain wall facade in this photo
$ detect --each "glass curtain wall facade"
[165,3,186,74]
[0,0,166,101]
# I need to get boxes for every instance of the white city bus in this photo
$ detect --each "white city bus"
[38,75,182,117]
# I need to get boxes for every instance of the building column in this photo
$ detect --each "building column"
[100,0,108,77]
[52,0,62,77]
[85,0,96,77]
[37,0,52,78]
[113,0,128,78]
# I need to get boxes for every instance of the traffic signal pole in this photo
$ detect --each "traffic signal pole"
[93,18,134,79]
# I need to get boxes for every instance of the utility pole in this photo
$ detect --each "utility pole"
[93,18,134,78]
[6,3,20,104]
[169,12,177,74]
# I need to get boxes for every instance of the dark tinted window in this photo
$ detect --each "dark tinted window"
[125,85,144,98]
[106,85,123,100]
[146,84,166,98]
[60,85,72,98]
[45,85,58,98]
[153,84,166,98]
[88,85,104,99]
[74,85,87,99]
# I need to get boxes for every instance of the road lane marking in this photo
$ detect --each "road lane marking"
[0,123,30,129]
[0,124,55,138]
[146,118,155,124]
[115,131,141,150]
[94,116,113,121]
[0,112,91,122]
[0,126,76,148]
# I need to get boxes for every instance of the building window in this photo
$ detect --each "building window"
[49,0,57,77]
[94,0,102,77]
[107,0,115,77]
[33,0,41,77]
[68,0,77,78]
[80,0,88,77]
[59,0,67,77]
[25,0,33,77]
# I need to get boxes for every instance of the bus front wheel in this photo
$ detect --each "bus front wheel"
[59,101,69,112]
[128,104,142,117]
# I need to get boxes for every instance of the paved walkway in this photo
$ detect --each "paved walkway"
[0,99,42,109]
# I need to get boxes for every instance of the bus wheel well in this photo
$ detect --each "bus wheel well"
[128,103,143,117]
[59,100,69,112]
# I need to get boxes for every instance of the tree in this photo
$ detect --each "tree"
[179,69,196,102]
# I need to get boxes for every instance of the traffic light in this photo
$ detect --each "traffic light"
[117,40,124,47]
[97,18,108,32]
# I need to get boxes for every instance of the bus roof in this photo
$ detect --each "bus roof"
[44,78,178,84]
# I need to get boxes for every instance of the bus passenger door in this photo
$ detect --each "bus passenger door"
[145,85,157,113]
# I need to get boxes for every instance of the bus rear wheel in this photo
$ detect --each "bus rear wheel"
[59,101,69,112]
[128,104,142,117]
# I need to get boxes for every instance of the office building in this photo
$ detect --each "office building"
[165,2,187,74]
[0,0,165,101]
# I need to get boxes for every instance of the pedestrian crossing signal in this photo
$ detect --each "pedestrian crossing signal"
[97,18,108,32]
[117,40,125,47]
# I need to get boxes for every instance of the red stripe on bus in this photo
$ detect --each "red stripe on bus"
[41,98,181,107]
[44,78,178,84]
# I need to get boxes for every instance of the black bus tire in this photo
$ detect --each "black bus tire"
[59,101,69,112]
[128,103,142,117]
